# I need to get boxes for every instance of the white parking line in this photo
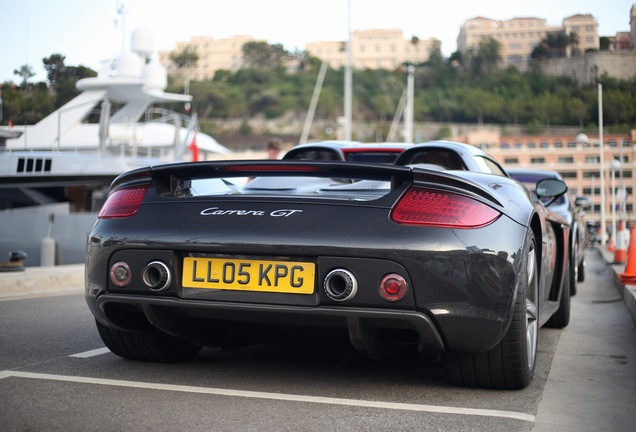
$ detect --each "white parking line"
[69,347,111,358]
[0,370,535,422]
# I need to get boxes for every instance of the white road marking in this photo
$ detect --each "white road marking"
[0,370,535,422]
[69,347,111,358]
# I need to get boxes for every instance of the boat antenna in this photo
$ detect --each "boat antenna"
[115,3,127,53]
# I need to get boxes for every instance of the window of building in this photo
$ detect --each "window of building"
[530,157,545,164]
[567,141,576,148]
[559,172,577,179]
[622,140,631,147]
[586,156,600,163]
[527,141,536,148]
[504,158,518,164]
[558,157,574,163]
[514,142,522,149]
[609,140,617,147]
[501,142,509,149]
[554,141,563,148]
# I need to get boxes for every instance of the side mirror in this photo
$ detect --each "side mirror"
[575,196,592,210]
[535,178,568,204]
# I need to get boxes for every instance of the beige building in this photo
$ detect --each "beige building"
[158,35,258,81]
[563,14,600,55]
[457,14,599,69]
[158,28,438,81]
[306,29,440,69]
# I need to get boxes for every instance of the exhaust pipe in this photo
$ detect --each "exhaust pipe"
[324,269,358,302]
[142,261,172,292]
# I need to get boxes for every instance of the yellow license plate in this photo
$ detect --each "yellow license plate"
[182,257,315,294]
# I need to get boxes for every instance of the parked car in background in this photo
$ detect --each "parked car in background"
[283,141,410,163]
[507,168,592,295]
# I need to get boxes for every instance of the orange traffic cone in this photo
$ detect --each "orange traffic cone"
[614,221,627,264]
[608,234,615,253]
[619,226,636,284]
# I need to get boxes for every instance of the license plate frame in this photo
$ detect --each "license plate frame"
[182,257,315,294]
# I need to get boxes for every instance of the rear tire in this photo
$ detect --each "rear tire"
[577,258,585,282]
[96,320,202,363]
[570,247,578,297]
[545,259,571,329]
[445,232,538,390]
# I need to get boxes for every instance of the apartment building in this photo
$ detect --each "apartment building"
[158,35,258,81]
[305,29,439,69]
[477,132,636,227]
[457,14,599,68]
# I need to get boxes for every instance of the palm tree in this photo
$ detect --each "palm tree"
[567,31,580,56]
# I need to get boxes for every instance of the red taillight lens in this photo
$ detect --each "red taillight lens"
[391,187,500,228]
[98,185,148,219]
[379,273,407,302]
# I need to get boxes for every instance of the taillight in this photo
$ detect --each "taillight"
[98,185,148,218]
[391,187,500,228]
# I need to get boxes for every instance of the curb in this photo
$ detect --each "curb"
[0,264,84,299]
[598,247,636,327]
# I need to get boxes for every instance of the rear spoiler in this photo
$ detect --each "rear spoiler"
[108,160,504,208]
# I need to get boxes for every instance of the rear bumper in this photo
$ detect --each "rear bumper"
[89,293,445,356]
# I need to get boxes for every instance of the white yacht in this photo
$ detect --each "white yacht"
[0,28,229,267]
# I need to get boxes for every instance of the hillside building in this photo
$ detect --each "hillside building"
[305,29,439,69]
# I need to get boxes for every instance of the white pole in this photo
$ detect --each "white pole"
[599,83,606,246]
[404,65,414,143]
[344,0,352,141]
[612,165,616,247]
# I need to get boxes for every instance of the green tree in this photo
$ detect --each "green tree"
[13,65,35,88]
[42,54,66,86]
[568,31,580,56]
[604,89,635,126]
[465,37,501,75]
[462,88,503,124]
[600,37,611,50]
[53,65,96,107]
[532,92,562,127]
[242,41,290,69]
[169,45,199,69]
[545,31,569,58]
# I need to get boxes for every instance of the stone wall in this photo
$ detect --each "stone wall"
[536,51,636,85]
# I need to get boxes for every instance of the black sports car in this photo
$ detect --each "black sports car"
[507,168,592,295]
[85,141,571,390]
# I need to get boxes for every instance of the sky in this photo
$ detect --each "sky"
[2,0,634,83]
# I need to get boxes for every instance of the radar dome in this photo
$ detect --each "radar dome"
[143,61,167,90]
[115,51,144,78]
[131,27,154,57]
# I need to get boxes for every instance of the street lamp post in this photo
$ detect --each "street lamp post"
[611,159,621,247]
[577,132,606,246]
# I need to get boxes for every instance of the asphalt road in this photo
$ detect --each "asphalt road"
[0,249,634,431]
